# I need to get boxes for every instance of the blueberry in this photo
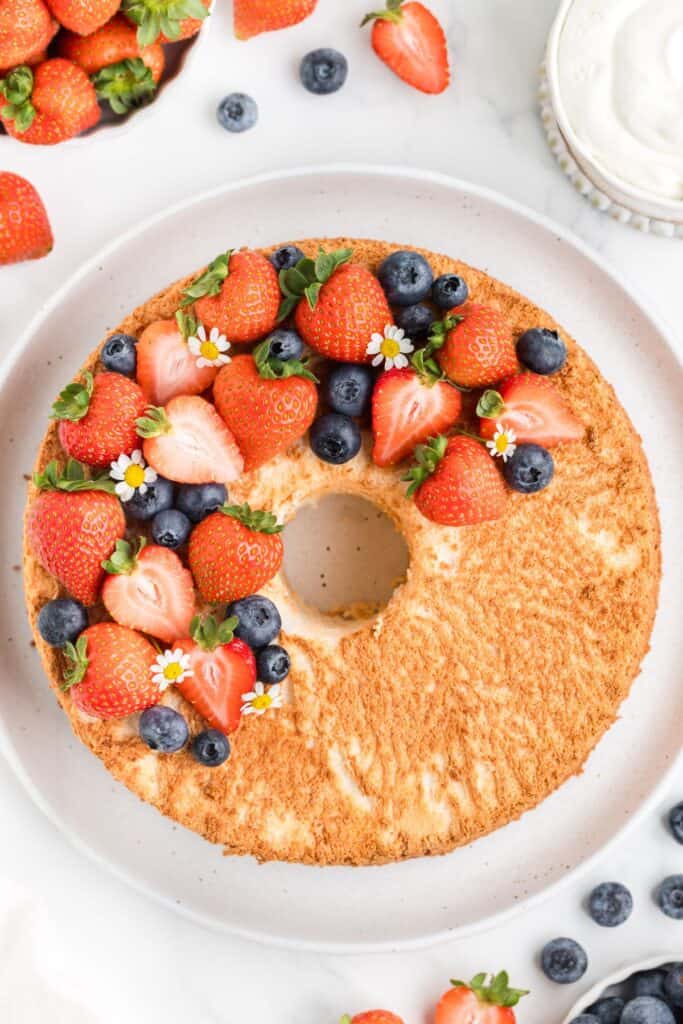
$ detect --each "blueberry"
[300,48,348,95]
[151,509,191,549]
[256,644,290,684]
[570,1017,599,1024]
[668,801,683,844]
[126,475,174,521]
[377,250,433,306]
[175,483,227,524]
[310,412,362,464]
[587,997,626,1023]
[503,443,554,494]
[216,92,258,132]
[657,875,683,919]
[588,881,633,927]
[516,327,567,375]
[621,997,675,1024]
[37,598,87,648]
[265,328,304,362]
[227,595,281,649]
[100,332,137,376]
[269,245,305,272]
[541,937,588,984]
[664,965,683,1007]
[633,971,668,1000]
[191,729,230,767]
[394,303,436,341]
[325,363,374,417]
[432,274,469,310]
[139,706,189,753]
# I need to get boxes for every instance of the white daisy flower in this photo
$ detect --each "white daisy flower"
[486,423,517,463]
[366,324,414,370]
[187,324,231,369]
[151,649,193,692]
[241,682,284,717]
[110,449,157,502]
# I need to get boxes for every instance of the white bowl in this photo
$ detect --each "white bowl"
[563,955,683,1022]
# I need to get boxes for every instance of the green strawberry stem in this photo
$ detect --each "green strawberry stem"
[0,65,36,133]
[51,371,94,422]
[476,389,504,419]
[410,315,471,392]
[252,337,318,383]
[62,634,89,690]
[190,613,239,651]
[180,251,233,308]
[91,59,157,116]
[339,1017,352,1024]
[176,309,199,339]
[136,405,171,437]
[361,0,405,26]
[33,459,117,494]
[451,971,529,1008]
[102,537,146,575]
[277,247,353,321]
[122,0,209,46]
[403,435,448,498]
[220,502,283,535]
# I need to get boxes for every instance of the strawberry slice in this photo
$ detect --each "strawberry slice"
[362,0,450,95]
[135,314,219,406]
[478,373,584,448]
[136,395,244,484]
[175,614,256,734]
[371,367,462,467]
[101,538,195,644]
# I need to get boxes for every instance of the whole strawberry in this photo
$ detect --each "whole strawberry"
[0,60,100,145]
[429,303,518,388]
[27,459,125,605]
[122,0,210,45]
[181,249,280,345]
[362,0,450,95]
[46,0,119,35]
[0,172,52,265]
[434,971,528,1024]
[234,0,317,40]
[62,622,160,719]
[405,435,507,527]
[0,0,56,71]
[213,346,318,472]
[52,371,147,469]
[189,503,283,604]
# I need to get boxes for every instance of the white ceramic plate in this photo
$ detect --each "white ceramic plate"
[1,166,681,953]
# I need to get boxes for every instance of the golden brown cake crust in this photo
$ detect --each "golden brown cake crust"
[23,238,661,866]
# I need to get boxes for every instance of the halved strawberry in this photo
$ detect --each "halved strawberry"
[371,367,461,467]
[101,537,195,643]
[175,613,256,734]
[362,0,450,95]
[136,395,244,484]
[434,972,528,1024]
[135,313,220,406]
[478,373,584,448]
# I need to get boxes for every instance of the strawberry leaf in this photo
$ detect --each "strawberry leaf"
[51,371,94,422]
[476,390,505,419]
[190,612,239,651]
[451,971,529,1008]
[361,0,404,26]
[0,66,35,132]
[276,247,352,316]
[253,338,318,383]
[175,310,199,339]
[102,537,145,575]
[62,634,88,690]
[220,502,283,535]
[33,459,117,494]
[180,251,233,308]
[136,405,171,437]
[92,58,157,116]
[402,434,448,497]
[122,0,208,45]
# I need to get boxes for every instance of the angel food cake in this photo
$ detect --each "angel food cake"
[23,238,660,866]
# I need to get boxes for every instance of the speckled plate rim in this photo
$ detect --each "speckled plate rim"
[0,164,681,954]
[563,954,683,1021]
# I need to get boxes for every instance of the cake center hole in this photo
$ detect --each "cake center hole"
[282,494,410,619]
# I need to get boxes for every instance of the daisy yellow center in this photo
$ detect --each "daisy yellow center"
[124,464,146,488]
[380,337,400,359]
[200,340,219,361]
[163,662,183,682]
[495,434,510,453]
[252,694,272,711]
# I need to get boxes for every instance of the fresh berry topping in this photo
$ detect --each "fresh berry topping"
[125,474,174,520]
[0,171,52,265]
[502,443,554,494]
[28,460,124,606]
[139,705,189,752]
[516,327,567,375]
[122,0,209,45]
[0,0,55,72]
[176,483,228,523]
[53,371,147,469]
[541,937,588,984]
[56,13,165,82]
[341,1013,405,1024]
[214,353,318,472]
[632,972,668,1000]
[587,881,633,927]
[393,302,435,341]
[181,249,280,344]
[191,728,230,767]
[216,92,258,132]
[102,538,195,643]
[405,435,506,527]
[586,999,624,1024]
[310,412,362,464]
[362,0,450,95]
[663,966,683,1007]
[657,875,683,919]
[377,250,433,306]
[101,333,138,376]
[234,0,316,40]
[189,504,284,604]
[135,315,222,406]
[429,303,518,388]
[136,396,244,485]
[44,0,118,35]
[326,363,374,417]
[227,595,282,649]
[256,644,290,684]
[300,47,348,94]
[0,60,100,144]
[435,971,528,1024]
[175,614,257,734]
[668,801,683,844]
[37,598,88,648]
[478,374,583,448]
[621,998,674,1024]
[432,273,468,310]
[264,328,304,362]
[62,622,159,719]
[270,245,305,272]
[151,508,192,549]
[371,367,461,467]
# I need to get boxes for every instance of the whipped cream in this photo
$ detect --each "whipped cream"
[557,0,683,202]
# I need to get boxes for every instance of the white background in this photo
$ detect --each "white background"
[1,1,682,1022]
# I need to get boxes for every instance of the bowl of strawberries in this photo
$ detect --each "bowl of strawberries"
[0,0,211,144]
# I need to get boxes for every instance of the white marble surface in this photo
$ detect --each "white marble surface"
[1,1,682,1022]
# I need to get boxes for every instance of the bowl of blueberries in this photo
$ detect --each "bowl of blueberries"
[564,956,683,1024]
